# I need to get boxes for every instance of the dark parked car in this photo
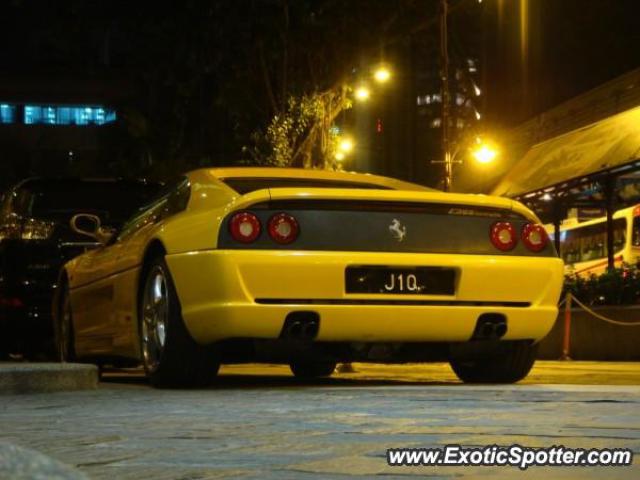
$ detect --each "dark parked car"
[0,177,161,358]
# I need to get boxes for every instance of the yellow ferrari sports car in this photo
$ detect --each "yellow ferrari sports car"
[54,167,563,387]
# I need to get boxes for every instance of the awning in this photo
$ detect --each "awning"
[491,106,640,198]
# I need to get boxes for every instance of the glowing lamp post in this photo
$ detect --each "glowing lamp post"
[354,86,371,102]
[330,136,355,170]
[471,144,498,165]
[338,138,354,154]
[373,66,391,84]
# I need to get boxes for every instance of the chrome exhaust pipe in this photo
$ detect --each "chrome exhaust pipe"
[288,321,303,337]
[280,311,320,340]
[301,322,319,339]
[494,323,507,338]
[472,313,507,340]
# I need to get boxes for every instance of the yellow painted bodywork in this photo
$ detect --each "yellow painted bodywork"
[63,167,564,361]
[166,250,562,344]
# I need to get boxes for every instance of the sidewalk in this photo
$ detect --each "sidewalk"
[215,360,640,385]
[0,362,98,394]
[2,361,639,479]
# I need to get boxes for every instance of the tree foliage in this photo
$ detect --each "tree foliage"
[218,0,425,167]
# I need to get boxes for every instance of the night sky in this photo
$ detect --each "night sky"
[1,0,639,186]
[481,0,640,125]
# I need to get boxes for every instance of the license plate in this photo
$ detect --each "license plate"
[345,266,456,295]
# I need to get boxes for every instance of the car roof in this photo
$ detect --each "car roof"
[198,167,432,192]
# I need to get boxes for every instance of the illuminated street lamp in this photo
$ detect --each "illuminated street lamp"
[373,66,391,84]
[471,144,498,164]
[325,63,393,169]
[338,137,354,153]
[354,85,371,102]
[332,136,354,170]
[434,137,499,185]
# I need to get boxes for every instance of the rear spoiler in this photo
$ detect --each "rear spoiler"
[212,187,539,223]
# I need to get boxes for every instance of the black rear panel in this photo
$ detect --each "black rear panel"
[217,200,557,257]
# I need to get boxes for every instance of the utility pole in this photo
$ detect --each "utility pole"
[440,0,452,192]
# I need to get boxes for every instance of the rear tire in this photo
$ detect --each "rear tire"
[139,257,219,388]
[449,342,537,384]
[290,361,337,379]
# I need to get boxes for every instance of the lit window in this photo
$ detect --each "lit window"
[44,106,56,124]
[24,105,43,124]
[0,104,16,124]
[22,104,117,126]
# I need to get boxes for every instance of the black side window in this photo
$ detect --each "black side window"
[117,178,190,241]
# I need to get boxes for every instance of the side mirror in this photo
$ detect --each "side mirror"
[70,214,115,244]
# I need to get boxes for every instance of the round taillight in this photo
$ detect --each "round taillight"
[490,221,517,251]
[229,212,261,243]
[521,223,548,252]
[268,213,299,244]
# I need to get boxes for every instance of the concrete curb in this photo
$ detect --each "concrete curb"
[0,443,89,479]
[0,363,98,394]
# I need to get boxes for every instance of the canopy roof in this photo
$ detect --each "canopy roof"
[492,106,640,198]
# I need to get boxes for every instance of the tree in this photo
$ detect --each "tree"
[244,87,350,168]
[221,0,426,168]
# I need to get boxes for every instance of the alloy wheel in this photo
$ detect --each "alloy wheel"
[141,266,169,373]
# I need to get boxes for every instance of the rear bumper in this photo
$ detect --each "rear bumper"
[165,250,564,345]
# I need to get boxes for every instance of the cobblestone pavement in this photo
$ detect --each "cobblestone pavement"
[1,361,639,479]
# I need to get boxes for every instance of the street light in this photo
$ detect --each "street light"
[470,137,498,165]
[373,66,391,84]
[354,85,371,101]
[332,136,354,171]
[338,137,354,153]
[471,145,497,164]
[325,63,393,169]
[433,137,499,184]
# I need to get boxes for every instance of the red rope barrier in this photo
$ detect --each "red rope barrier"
[561,293,572,360]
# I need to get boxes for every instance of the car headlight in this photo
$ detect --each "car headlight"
[21,219,56,240]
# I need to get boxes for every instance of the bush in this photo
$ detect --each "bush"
[563,265,640,306]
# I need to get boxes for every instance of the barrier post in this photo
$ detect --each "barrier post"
[561,293,572,360]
